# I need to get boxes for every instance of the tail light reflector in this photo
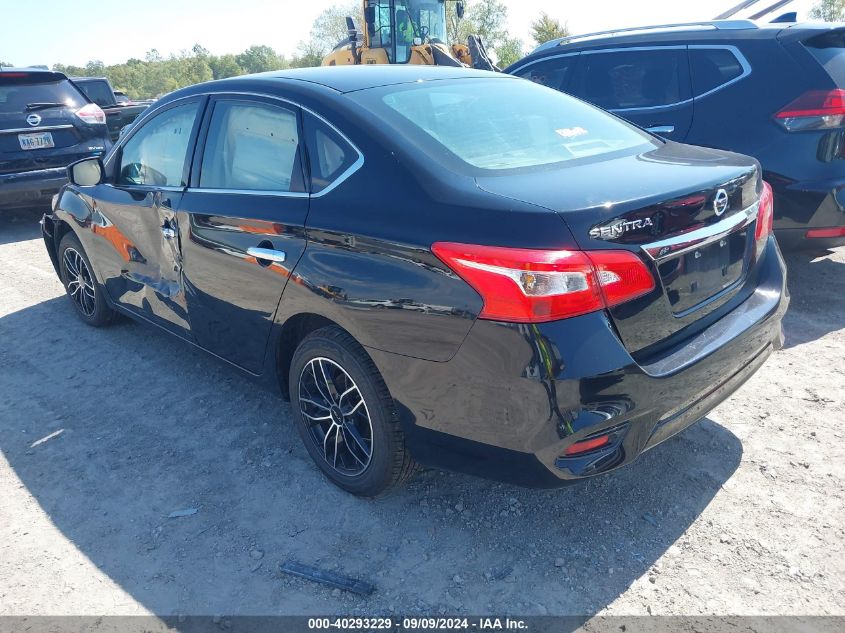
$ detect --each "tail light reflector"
[775,89,845,131]
[75,103,106,125]
[806,226,845,239]
[431,242,655,323]
[564,434,611,456]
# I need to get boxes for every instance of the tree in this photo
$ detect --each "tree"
[466,0,508,50]
[810,0,845,20]
[307,2,364,57]
[209,54,243,80]
[495,36,524,68]
[530,12,569,46]
[235,45,285,74]
[0,61,13,67]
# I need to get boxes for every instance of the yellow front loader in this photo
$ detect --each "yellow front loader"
[322,0,498,71]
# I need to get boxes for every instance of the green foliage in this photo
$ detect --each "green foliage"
[810,0,845,21]
[495,36,524,68]
[53,44,289,100]
[530,12,569,45]
[307,1,364,56]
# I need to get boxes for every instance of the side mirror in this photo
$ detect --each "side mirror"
[68,157,104,187]
[456,2,464,19]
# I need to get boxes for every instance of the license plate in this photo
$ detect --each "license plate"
[18,132,55,150]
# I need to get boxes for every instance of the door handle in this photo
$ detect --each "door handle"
[247,247,287,263]
[646,125,675,135]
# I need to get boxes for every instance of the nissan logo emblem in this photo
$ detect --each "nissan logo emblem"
[714,189,729,217]
[26,113,42,127]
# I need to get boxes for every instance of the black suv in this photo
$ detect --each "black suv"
[1,68,110,211]
[506,19,845,250]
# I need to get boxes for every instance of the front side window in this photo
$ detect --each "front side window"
[350,78,655,172]
[200,100,303,193]
[574,49,686,110]
[118,102,199,187]
[690,48,745,96]
[512,56,578,92]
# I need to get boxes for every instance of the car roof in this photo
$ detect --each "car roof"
[225,65,511,94]
[0,67,67,81]
[518,19,845,60]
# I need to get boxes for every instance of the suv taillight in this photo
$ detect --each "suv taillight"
[75,103,106,125]
[431,243,655,323]
[755,181,775,258]
[775,89,845,131]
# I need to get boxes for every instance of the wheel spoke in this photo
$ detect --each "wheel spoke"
[342,423,370,465]
[300,356,374,477]
[64,251,79,277]
[300,397,330,411]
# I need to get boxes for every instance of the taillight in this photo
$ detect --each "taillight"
[564,434,611,456]
[431,242,655,323]
[754,181,775,258]
[75,103,106,125]
[775,89,845,132]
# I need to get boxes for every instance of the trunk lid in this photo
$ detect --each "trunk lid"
[476,141,761,354]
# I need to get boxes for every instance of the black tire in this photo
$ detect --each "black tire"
[289,326,417,496]
[58,232,115,327]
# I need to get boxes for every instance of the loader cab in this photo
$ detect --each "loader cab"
[363,0,449,64]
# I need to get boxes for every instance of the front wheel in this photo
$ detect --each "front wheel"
[289,326,417,496]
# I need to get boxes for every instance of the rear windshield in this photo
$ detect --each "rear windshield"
[0,75,86,114]
[348,77,655,172]
[804,30,845,86]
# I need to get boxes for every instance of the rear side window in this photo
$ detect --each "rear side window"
[200,100,304,193]
[74,80,114,107]
[690,48,745,96]
[118,102,199,187]
[512,56,578,92]
[804,30,845,86]
[304,112,360,194]
[0,76,85,114]
[573,49,687,110]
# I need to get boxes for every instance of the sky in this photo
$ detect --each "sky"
[0,0,819,68]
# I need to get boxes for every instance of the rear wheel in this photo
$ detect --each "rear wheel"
[289,326,417,496]
[58,232,115,327]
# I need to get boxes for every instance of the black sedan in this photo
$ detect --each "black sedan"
[42,66,788,496]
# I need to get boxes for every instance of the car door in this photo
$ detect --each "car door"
[92,97,204,339]
[571,46,693,141]
[177,94,310,374]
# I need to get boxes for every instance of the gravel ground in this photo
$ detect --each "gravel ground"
[1,207,843,617]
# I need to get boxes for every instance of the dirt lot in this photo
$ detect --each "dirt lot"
[1,206,843,617]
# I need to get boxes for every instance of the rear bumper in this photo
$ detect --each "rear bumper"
[0,167,67,210]
[772,179,845,250]
[368,237,789,488]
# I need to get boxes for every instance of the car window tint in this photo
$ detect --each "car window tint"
[513,56,577,92]
[0,78,85,114]
[306,112,359,193]
[690,48,744,96]
[358,78,654,171]
[118,102,198,187]
[577,49,685,110]
[200,101,301,192]
[76,80,114,107]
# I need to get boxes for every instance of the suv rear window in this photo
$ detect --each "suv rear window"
[0,74,86,114]
[350,78,655,172]
[804,30,845,86]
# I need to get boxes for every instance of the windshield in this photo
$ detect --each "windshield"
[349,78,656,172]
[369,0,446,62]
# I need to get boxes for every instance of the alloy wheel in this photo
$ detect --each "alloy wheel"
[63,247,97,318]
[298,357,374,477]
